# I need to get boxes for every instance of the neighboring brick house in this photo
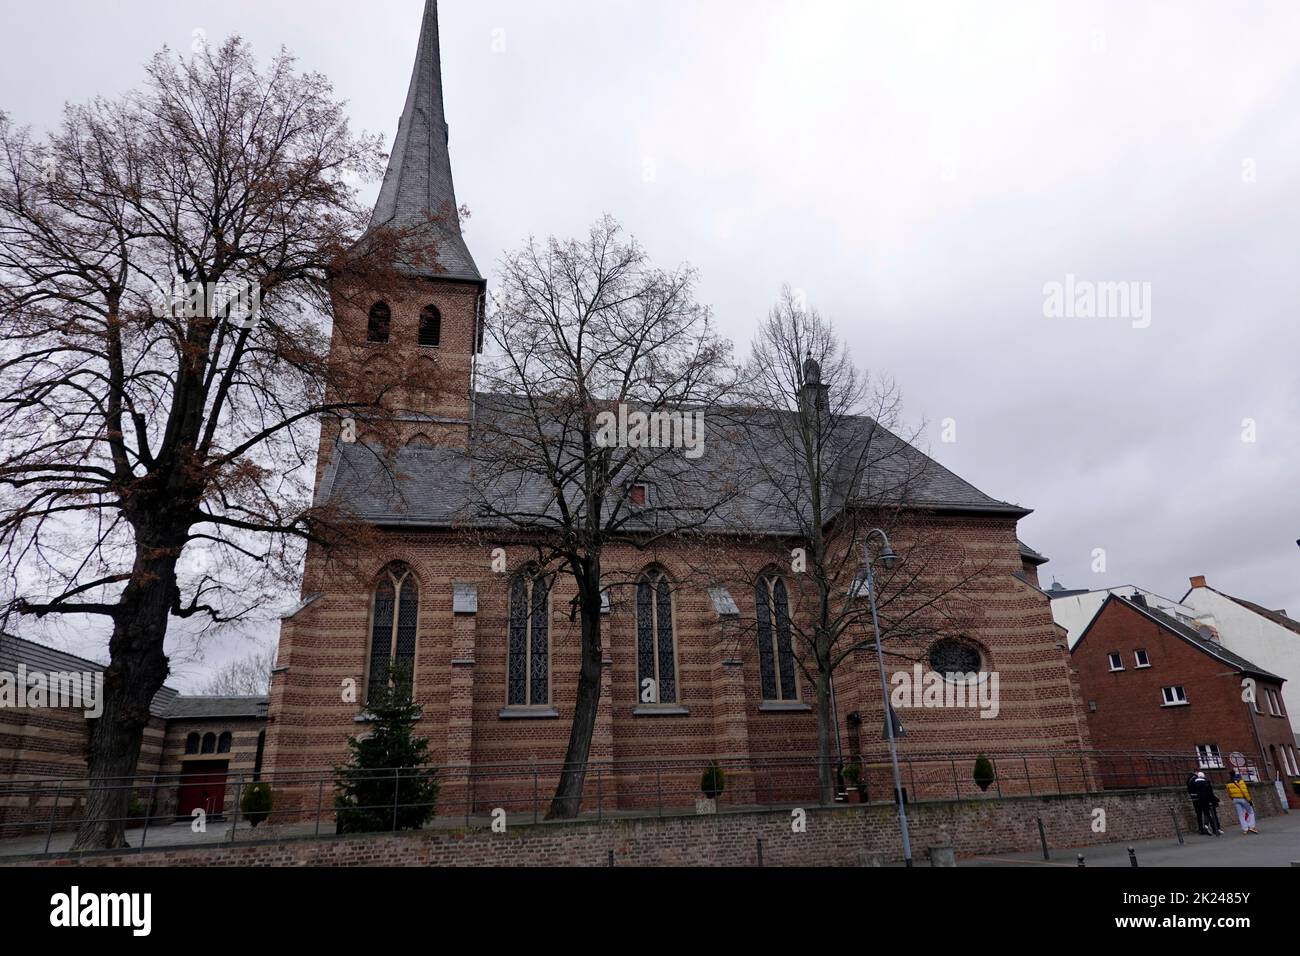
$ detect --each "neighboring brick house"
[264,0,1095,815]
[1182,574,1300,746]
[0,633,268,827]
[1071,593,1298,788]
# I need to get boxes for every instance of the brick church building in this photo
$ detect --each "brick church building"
[263,0,1094,816]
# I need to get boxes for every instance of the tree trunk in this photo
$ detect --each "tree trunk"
[71,547,176,850]
[547,562,603,820]
[815,669,836,805]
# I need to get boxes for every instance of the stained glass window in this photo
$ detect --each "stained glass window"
[756,574,798,701]
[636,569,677,703]
[367,562,419,703]
[928,639,981,678]
[508,569,549,706]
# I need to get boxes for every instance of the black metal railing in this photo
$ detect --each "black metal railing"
[0,748,1257,858]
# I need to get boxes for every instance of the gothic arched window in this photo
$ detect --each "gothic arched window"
[755,573,798,702]
[367,562,419,703]
[367,301,391,343]
[418,305,441,347]
[507,568,550,706]
[636,568,677,704]
[185,732,200,755]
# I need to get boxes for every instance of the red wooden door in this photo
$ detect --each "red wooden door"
[177,760,229,818]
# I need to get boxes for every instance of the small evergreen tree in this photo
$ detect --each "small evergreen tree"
[334,662,439,833]
[973,754,996,792]
[701,761,726,799]
[241,782,274,827]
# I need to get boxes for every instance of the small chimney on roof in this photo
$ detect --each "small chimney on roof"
[1131,592,1148,608]
[1189,575,1207,589]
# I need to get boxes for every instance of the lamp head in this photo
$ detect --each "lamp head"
[879,545,898,571]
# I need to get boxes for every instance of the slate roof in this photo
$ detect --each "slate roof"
[0,633,179,718]
[1018,540,1049,565]
[163,696,269,720]
[318,395,1029,532]
[365,0,482,283]
[1079,596,1283,682]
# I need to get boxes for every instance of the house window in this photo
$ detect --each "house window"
[1288,746,1300,777]
[755,573,798,702]
[1108,652,1124,671]
[507,568,550,706]
[1134,649,1150,668]
[418,304,441,347]
[1087,699,1098,712]
[366,301,391,343]
[200,732,216,754]
[635,568,677,704]
[367,562,419,703]
[217,731,232,754]
[185,733,200,755]
[1161,685,1188,706]
[628,484,648,507]
[1267,689,1284,716]
[1196,744,1223,769]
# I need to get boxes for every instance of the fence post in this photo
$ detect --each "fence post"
[1080,753,1089,793]
[597,765,603,822]
[756,836,764,867]
[1171,806,1184,845]
[656,767,663,818]
[1037,816,1050,860]
[533,769,539,825]
[1024,756,1033,796]
[993,757,1002,798]
[1052,756,1061,794]
[950,759,960,799]
[315,779,324,837]
[140,774,158,851]
[391,768,400,832]
[43,781,63,855]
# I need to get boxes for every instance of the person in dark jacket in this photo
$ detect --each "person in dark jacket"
[1190,771,1223,835]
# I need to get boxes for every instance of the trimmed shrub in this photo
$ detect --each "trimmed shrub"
[973,754,996,792]
[241,782,273,827]
[701,761,725,799]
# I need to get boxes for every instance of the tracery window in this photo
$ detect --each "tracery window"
[636,568,677,704]
[368,562,419,702]
[755,573,798,701]
[507,568,549,706]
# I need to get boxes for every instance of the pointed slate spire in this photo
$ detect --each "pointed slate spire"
[369,0,481,282]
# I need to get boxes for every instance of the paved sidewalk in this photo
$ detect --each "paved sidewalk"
[962,810,1300,867]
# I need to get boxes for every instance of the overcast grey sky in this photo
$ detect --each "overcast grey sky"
[2,1,1297,688]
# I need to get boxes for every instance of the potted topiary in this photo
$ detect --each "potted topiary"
[697,761,725,814]
[973,754,996,793]
[843,760,867,802]
[241,781,274,828]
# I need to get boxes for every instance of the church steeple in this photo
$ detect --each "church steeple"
[370,0,481,283]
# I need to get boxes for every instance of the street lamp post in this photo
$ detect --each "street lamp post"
[862,528,913,867]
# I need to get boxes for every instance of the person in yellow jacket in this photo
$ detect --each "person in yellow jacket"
[1226,773,1258,834]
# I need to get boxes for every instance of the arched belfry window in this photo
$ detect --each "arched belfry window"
[418,305,441,347]
[507,568,550,706]
[756,573,798,702]
[367,301,391,343]
[636,568,677,704]
[368,562,419,702]
[185,732,199,755]
[201,732,216,755]
[217,731,232,754]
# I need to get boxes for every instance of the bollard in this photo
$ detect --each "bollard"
[1077,853,1086,867]
[756,837,764,867]
[1128,846,1139,868]
[1037,816,1050,861]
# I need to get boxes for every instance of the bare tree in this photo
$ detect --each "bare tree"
[0,38,435,848]
[712,286,992,803]
[470,216,739,818]
[200,644,276,696]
